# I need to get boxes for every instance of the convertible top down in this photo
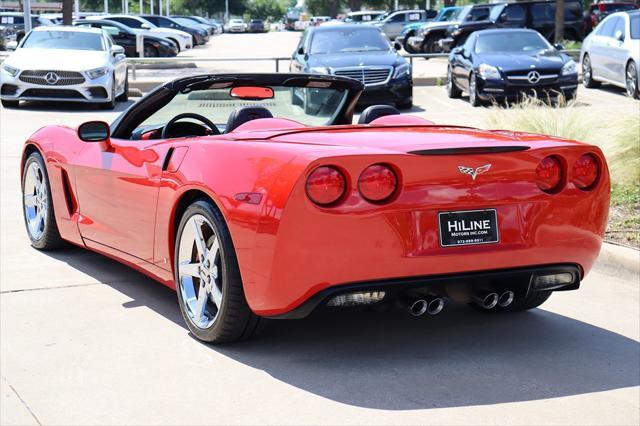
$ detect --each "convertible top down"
[20,73,610,343]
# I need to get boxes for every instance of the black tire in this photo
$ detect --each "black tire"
[396,99,413,110]
[625,61,639,99]
[403,31,415,53]
[168,38,181,52]
[143,45,159,57]
[174,200,261,343]
[423,35,442,54]
[582,54,600,88]
[468,73,482,107]
[21,151,64,250]
[116,75,129,102]
[100,79,116,110]
[446,66,462,98]
[1,99,19,108]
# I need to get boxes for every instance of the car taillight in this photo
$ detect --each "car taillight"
[358,164,398,203]
[572,153,600,190]
[535,156,564,193]
[306,166,346,206]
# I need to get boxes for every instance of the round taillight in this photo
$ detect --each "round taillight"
[572,153,600,190]
[358,164,398,203]
[306,166,346,206]
[535,156,564,193]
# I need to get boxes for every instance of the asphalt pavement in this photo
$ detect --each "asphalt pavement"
[0,84,639,425]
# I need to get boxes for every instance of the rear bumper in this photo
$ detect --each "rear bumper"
[268,264,582,319]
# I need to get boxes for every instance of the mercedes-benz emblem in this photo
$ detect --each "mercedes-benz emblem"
[44,72,60,85]
[527,70,541,84]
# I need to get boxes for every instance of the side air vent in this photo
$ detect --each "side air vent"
[408,146,530,156]
[60,168,78,216]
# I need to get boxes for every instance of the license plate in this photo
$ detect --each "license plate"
[438,209,499,247]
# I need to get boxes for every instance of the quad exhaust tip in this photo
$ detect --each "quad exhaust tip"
[408,296,444,316]
[475,292,499,310]
[498,291,515,308]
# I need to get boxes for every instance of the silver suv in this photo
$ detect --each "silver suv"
[371,10,431,40]
[581,10,640,98]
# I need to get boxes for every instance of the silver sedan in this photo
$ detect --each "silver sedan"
[581,10,640,99]
[0,26,128,109]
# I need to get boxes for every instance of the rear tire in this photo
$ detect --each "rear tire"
[174,200,261,343]
[22,151,64,250]
[396,99,413,110]
[582,54,600,88]
[1,99,19,108]
[423,35,442,54]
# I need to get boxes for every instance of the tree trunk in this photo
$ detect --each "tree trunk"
[62,0,73,25]
[328,0,339,18]
[348,0,362,12]
[554,0,565,43]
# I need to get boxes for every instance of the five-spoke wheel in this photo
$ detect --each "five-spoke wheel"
[174,200,260,342]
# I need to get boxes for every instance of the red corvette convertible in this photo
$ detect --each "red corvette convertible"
[21,73,609,343]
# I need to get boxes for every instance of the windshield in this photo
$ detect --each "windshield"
[438,8,463,22]
[457,6,473,22]
[21,30,104,50]
[230,19,243,24]
[475,32,551,53]
[141,85,349,128]
[174,17,198,27]
[489,5,506,22]
[310,28,390,54]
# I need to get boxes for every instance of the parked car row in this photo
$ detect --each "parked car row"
[224,18,267,33]
[405,0,586,55]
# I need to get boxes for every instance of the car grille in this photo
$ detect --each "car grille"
[19,70,86,86]
[21,88,84,99]
[333,67,392,87]
[505,69,559,84]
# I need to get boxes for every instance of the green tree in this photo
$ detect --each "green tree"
[245,0,288,19]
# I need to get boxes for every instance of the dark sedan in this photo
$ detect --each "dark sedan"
[74,19,179,57]
[290,25,412,109]
[249,19,265,33]
[141,15,209,46]
[446,29,578,106]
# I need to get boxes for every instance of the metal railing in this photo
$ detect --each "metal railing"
[125,50,580,81]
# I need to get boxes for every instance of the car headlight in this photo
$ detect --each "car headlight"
[561,60,577,76]
[1,63,19,77]
[478,63,501,80]
[86,67,110,80]
[393,63,411,79]
[310,67,330,74]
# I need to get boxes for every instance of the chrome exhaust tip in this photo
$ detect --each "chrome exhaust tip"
[408,299,428,317]
[498,291,515,308]
[474,292,499,309]
[426,297,444,315]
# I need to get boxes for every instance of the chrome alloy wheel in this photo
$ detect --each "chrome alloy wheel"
[23,161,48,240]
[177,214,223,329]
[626,62,638,98]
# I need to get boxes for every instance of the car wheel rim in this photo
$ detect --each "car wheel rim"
[23,161,47,241]
[626,64,637,96]
[470,76,476,103]
[583,58,591,84]
[177,214,223,329]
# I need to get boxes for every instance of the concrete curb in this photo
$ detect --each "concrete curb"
[598,242,639,275]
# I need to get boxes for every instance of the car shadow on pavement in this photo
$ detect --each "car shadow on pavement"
[46,247,640,411]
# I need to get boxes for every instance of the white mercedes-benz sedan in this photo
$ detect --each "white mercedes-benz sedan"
[0,26,128,109]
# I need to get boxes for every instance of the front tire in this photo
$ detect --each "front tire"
[175,200,260,343]
[625,61,639,99]
[468,73,482,107]
[22,151,64,250]
[582,54,600,88]
[446,66,462,98]
[100,78,116,110]
[116,75,129,102]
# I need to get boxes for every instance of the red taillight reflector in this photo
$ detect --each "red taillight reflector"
[358,164,398,203]
[306,166,346,206]
[572,153,600,190]
[536,156,564,193]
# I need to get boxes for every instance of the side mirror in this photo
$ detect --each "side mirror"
[393,41,402,51]
[141,23,151,30]
[6,40,17,51]
[297,46,304,55]
[554,43,564,51]
[614,30,624,41]
[111,45,125,56]
[78,121,110,143]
